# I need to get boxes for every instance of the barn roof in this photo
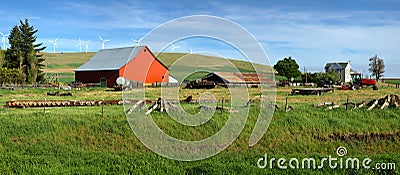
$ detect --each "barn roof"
[75,46,145,71]
[204,72,273,84]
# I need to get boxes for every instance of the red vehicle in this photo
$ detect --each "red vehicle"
[360,78,376,86]
[341,75,377,90]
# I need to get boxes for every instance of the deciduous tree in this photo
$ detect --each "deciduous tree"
[368,55,385,80]
[273,57,301,82]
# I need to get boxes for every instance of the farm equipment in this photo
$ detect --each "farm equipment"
[113,77,143,91]
[342,74,377,90]
[291,88,334,95]
[185,79,216,89]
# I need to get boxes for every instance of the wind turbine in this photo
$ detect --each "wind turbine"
[77,38,84,52]
[98,35,109,50]
[49,37,59,53]
[131,39,139,46]
[83,40,90,53]
[0,32,9,50]
[171,44,180,53]
[189,49,193,54]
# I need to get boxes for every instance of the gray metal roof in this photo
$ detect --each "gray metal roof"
[325,62,349,70]
[75,46,145,71]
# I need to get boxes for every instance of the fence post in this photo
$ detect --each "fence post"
[285,94,288,112]
[101,98,104,117]
[221,96,224,114]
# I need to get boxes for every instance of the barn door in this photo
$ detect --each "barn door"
[100,77,107,87]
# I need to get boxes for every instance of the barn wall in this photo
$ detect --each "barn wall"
[146,58,169,83]
[120,47,169,84]
[75,70,119,87]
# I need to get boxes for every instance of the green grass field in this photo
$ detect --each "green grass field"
[0,85,398,174]
[385,80,400,85]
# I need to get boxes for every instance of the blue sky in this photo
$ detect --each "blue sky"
[1,0,399,77]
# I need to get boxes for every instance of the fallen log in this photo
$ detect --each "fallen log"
[286,106,293,112]
[325,105,340,111]
[314,102,334,108]
[125,100,145,115]
[344,102,355,107]
[353,101,366,110]
[145,103,158,115]
[392,94,400,108]
[380,100,390,110]
[145,98,162,115]
[367,100,379,111]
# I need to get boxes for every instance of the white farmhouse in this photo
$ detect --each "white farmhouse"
[324,61,359,83]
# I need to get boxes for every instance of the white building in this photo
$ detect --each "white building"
[324,61,358,83]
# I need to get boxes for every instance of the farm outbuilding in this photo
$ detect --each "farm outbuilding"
[202,72,274,87]
[75,46,169,87]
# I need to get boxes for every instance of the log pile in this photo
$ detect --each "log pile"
[144,97,180,115]
[314,94,399,111]
[6,99,130,108]
[140,96,239,114]
[366,94,399,111]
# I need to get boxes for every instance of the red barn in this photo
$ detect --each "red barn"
[75,46,169,87]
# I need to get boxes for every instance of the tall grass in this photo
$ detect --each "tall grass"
[0,102,398,174]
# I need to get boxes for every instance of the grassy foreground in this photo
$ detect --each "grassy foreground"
[0,86,399,174]
[0,104,398,174]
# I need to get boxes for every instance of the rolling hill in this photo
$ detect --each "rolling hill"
[42,51,273,83]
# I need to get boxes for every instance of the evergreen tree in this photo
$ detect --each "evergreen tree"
[19,19,46,83]
[0,50,5,67]
[5,26,23,69]
[4,19,46,84]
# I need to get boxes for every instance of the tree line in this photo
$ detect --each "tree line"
[0,19,46,84]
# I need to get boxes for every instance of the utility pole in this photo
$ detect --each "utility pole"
[304,66,307,84]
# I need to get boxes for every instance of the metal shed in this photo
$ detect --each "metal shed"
[202,72,274,87]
